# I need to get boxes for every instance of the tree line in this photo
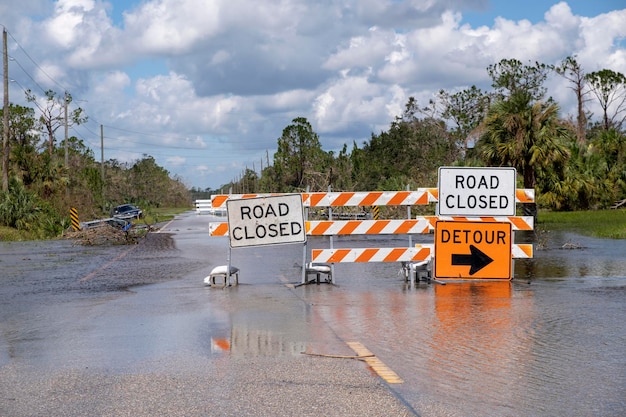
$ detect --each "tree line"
[2,56,626,238]
[222,57,626,214]
[0,90,189,238]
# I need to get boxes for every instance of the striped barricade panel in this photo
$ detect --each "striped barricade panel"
[209,222,229,236]
[430,216,534,231]
[211,215,534,237]
[512,244,533,259]
[302,190,436,207]
[306,219,432,235]
[210,191,436,208]
[211,194,275,208]
[310,243,533,263]
[516,189,535,204]
[311,245,433,263]
[210,189,535,208]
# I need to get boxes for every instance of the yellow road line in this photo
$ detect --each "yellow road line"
[79,244,138,282]
[347,341,404,384]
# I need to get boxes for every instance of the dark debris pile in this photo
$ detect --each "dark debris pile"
[65,223,150,246]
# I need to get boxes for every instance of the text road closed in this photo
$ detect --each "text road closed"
[226,194,306,248]
[438,167,516,216]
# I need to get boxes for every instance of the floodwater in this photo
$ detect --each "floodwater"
[1,213,625,416]
[298,231,626,416]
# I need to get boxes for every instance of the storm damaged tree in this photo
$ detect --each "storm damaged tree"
[25,89,87,157]
[554,56,591,144]
[585,69,626,131]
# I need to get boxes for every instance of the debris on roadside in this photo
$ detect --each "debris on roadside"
[65,222,149,246]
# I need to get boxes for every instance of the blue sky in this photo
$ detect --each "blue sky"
[1,0,625,191]
[461,0,625,25]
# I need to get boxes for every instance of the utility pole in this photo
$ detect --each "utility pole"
[64,92,69,199]
[64,92,68,167]
[2,28,9,192]
[100,124,105,213]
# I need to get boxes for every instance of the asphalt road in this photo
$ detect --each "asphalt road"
[2,211,625,416]
[0,212,417,417]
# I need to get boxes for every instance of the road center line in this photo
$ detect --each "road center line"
[347,341,404,384]
[79,245,139,282]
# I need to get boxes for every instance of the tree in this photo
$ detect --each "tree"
[554,56,591,144]
[438,86,491,149]
[25,90,87,157]
[273,117,327,191]
[585,69,626,131]
[487,58,551,102]
[356,97,459,190]
[477,91,571,215]
[0,104,38,185]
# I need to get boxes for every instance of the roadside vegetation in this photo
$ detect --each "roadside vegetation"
[2,57,626,240]
[538,209,626,239]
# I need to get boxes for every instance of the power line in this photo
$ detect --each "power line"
[5,27,71,93]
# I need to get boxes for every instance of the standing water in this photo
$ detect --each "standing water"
[299,231,626,416]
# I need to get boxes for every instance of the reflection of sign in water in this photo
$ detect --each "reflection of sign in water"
[226,194,306,248]
[438,167,517,216]
[435,221,512,279]
[229,326,307,357]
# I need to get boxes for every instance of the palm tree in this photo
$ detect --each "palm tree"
[477,91,571,214]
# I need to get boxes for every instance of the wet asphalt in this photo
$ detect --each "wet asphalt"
[2,211,626,416]
[0,213,417,417]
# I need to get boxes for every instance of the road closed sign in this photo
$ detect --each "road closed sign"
[226,194,306,248]
[438,167,517,216]
[435,221,512,280]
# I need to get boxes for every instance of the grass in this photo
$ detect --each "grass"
[139,206,191,225]
[537,209,626,239]
[0,226,36,241]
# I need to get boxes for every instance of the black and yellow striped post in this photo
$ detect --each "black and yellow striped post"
[70,207,80,231]
[372,206,380,220]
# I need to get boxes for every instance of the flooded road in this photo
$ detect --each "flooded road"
[1,212,625,416]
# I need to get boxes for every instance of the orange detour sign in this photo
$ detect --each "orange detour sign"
[435,221,512,280]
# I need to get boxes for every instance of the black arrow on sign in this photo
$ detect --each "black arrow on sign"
[451,245,494,275]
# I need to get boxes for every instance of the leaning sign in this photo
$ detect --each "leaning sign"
[226,194,306,248]
[438,167,517,216]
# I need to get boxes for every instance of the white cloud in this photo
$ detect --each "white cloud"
[4,0,626,189]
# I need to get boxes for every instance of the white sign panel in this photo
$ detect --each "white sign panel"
[438,167,517,216]
[226,194,306,248]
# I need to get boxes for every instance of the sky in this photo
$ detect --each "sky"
[1,0,625,190]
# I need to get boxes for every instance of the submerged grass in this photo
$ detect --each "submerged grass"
[537,209,626,239]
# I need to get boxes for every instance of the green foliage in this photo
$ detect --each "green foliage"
[487,58,551,101]
[273,117,330,191]
[0,177,42,231]
[4,58,626,241]
[0,93,191,240]
[585,69,626,130]
[353,99,459,190]
[438,85,490,141]
[477,91,570,190]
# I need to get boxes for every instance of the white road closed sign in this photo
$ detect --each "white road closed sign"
[438,167,517,216]
[226,194,306,248]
